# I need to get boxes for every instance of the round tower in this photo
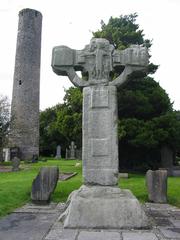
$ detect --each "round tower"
[10,9,42,160]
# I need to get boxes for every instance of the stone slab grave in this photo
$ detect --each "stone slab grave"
[52,38,149,229]
[0,165,12,172]
[119,173,129,178]
[59,172,77,181]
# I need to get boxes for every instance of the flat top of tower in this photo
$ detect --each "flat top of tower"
[19,8,42,18]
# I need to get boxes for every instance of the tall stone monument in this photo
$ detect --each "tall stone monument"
[52,38,150,228]
[10,9,42,160]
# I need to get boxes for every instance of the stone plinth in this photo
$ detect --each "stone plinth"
[83,85,118,186]
[146,170,167,203]
[60,185,150,229]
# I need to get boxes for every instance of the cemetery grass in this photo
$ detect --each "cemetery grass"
[0,159,82,218]
[0,159,180,218]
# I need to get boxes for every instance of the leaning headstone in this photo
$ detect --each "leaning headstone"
[31,167,59,204]
[55,145,61,159]
[52,38,149,228]
[146,169,167,203]
[12,156,20,171]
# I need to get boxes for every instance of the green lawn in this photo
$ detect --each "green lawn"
[0,159,179,218]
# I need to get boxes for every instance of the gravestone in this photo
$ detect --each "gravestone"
[3,148,10,162]
[31,167,59,204]
[65,142,81,159]
[66,141,76,159]
[52,38,149,228]
[55,145,61,159]
[146,169,167,203]
[69,141,76,159]
[65,148,68,159]
[12,156,20,171]
[10,147,20,160]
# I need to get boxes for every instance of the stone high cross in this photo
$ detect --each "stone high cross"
[51,38,150,229]
[52,38,148,186]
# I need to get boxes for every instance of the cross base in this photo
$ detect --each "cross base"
[59,185,150,229]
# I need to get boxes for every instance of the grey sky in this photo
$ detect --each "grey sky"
[0,0,179,110]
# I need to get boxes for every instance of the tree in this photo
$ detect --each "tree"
[39,87,82,156]
[93,14,158,75]
[93,14,180,171]
[0,95,10,161]
[40,14,180,171]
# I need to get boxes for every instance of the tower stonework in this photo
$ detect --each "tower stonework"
[10,9,42,160]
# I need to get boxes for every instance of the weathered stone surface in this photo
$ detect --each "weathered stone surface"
[146,170,167,203]
[83,85,118,185]
[0,213,58,240]
[9,8,42,161]
[122,232,158,240]
[60,185,150,229]
[78,231,121,240]
[31,167,59,204]
[159,227,180,238]
[12,156,20,171]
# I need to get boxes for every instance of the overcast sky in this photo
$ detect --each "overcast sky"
[0,0,180,110]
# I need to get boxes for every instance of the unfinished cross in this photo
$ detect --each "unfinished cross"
[51,38,150,229]
[52,38,148,186]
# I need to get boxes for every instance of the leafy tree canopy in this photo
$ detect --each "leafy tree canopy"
[92,14,180,170]
[40,14,180,172]
[40,88,82,156]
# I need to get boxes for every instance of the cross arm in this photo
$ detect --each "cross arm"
[110,45,149,87]
[51,46,89,88]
